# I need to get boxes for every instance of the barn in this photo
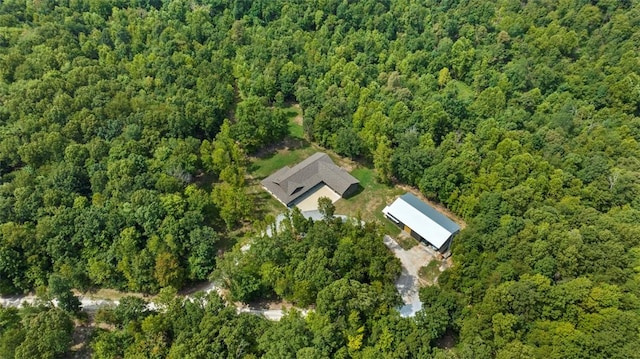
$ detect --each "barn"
[383,193,460,254]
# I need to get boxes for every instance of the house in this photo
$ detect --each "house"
[383,193,460,254]
[261,152,360,208]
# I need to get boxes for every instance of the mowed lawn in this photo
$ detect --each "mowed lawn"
[334,167,404,237]
[249,104,309,180]
[247,103,424,243]
[251,156,407,238]
[250,146,316,180]
[284,105,304,139]
[248,145,317,219]
[247,104,314,218]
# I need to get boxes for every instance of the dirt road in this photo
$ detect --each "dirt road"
[383,235,436,317]
[3,231,425,320]
[0,282,304,321]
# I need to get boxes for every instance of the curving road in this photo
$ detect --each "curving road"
[2,227,420,320]
[0,282,307,321]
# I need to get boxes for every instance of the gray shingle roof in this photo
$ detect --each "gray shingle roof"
[261,152,359,206]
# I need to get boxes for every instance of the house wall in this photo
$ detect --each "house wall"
[384,213,455,253]
[437,232,458,254]
[409,228,422,241]
[437,235,452,253]
[342,182,360,198]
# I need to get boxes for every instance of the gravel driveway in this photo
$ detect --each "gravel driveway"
[383,235,436,317]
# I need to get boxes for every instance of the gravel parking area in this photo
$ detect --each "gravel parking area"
[383,235,437,317]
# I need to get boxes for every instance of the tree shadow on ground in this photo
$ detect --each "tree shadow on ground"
[247,137,312,178]
[251,136,310,160]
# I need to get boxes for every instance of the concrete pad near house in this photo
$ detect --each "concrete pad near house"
[292,183,341,211]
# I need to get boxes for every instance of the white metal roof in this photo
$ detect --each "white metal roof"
[383,197,456,249]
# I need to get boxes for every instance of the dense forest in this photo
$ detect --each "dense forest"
[214,208,402,306]
[1,0,640,357]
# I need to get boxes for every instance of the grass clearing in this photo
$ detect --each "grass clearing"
[78,288,145,301]
[248,182,287,218]
[396,233,419,250]
[246,105,315,220]
[249,145,316,180]
[350,167,375,188]
[247,102,452,239]
[419,260,442,284]
[334,167,404,228]
[248,150,316,219]
[249,104,311,180]
[382,218,402,237]
[250,151,405,227]
[289,121,304,139]
[285,105,304,139]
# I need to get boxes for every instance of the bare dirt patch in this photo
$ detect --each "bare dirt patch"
[69,321,93,359]
[291,103,303,126]
[418,260,443,285]
[78,288,145,301]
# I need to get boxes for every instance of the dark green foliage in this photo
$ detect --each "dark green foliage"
[0,307,74,359]
[317,196,336,220]
[0,1,238,296]
[0,306,23,359]
[91,292,267,359]
[231,96,289,153]
[1,0,640,357]
[258,311,312,359]
[112,296,150,328]
[214,216,401,306]
[48,275,81,314]
[89,289,436,358]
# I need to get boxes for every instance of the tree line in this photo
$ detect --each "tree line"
[1,0,639,357]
